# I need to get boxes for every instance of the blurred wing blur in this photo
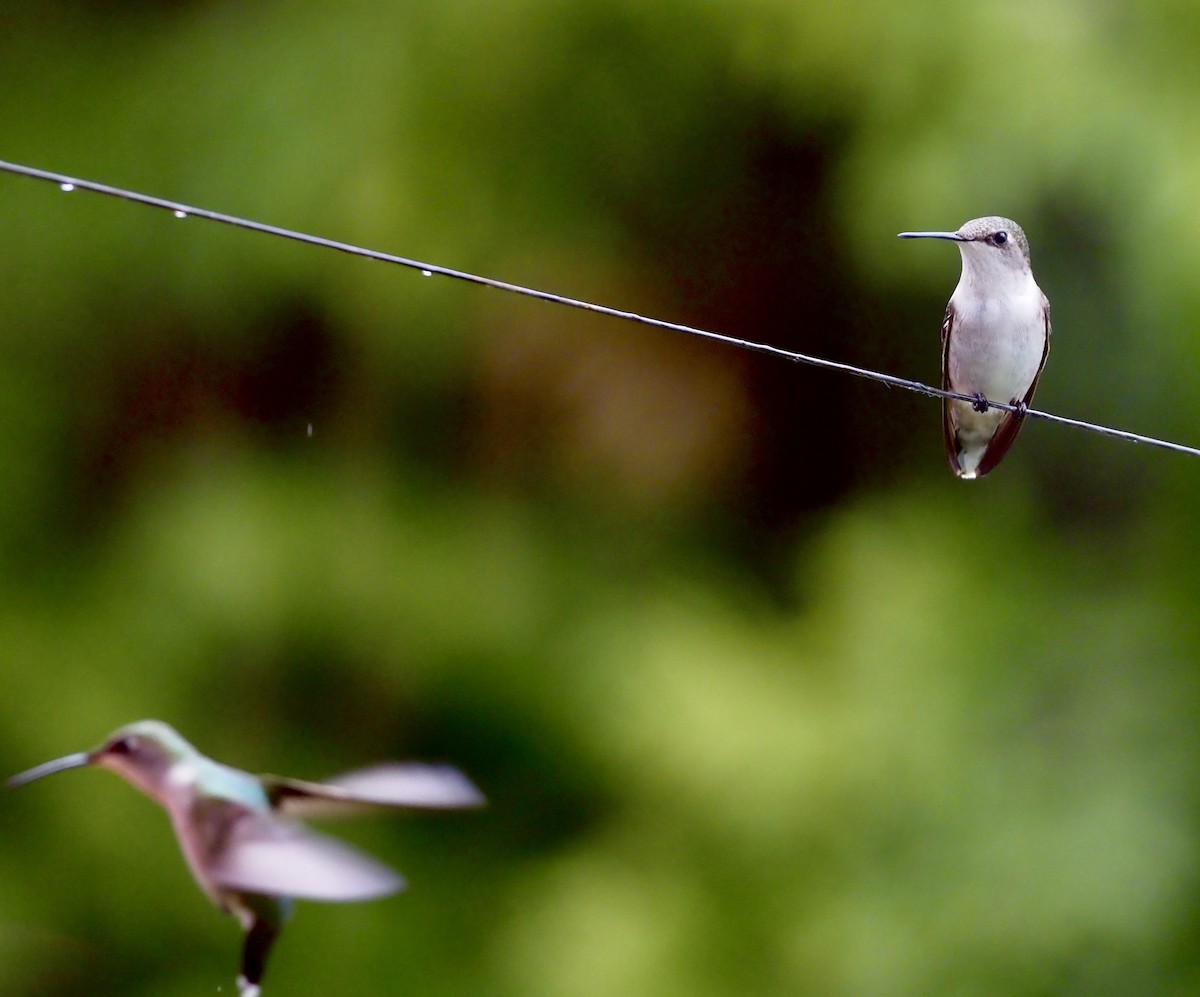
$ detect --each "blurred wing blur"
[209,812,405,902]
[269,764,486,819]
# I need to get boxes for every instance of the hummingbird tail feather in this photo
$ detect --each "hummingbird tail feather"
[239,915,279,995]
[975,409,1027,478]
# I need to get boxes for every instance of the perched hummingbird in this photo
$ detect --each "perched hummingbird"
[898,216,1051,478]
[8,720,485,996]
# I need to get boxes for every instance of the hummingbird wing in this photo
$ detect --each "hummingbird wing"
[266,763,486,819]
[973,295,1051,478]
[207,809,406,902]
[940,304,964,476]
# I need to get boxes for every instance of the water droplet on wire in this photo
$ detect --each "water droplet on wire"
[60,182,74,192]
[421,269,433,277]
[173,209,187,219]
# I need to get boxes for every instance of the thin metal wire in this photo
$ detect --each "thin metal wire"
[2,158,1197,460]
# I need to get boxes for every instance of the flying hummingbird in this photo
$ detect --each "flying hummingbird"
[898,216,1051,478]
[8,720,485,996]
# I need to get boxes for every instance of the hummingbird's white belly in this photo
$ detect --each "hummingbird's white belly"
[946,288,1045,402]
[945,280,1046,476]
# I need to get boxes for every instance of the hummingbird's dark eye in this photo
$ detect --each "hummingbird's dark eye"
[108,737,133,755]
[993,231,1008,246]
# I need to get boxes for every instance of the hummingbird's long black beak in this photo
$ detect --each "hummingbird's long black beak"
[897,231,967,241]
[7,751,92,788]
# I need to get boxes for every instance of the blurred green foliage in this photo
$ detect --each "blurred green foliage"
[2,1,1200,995]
